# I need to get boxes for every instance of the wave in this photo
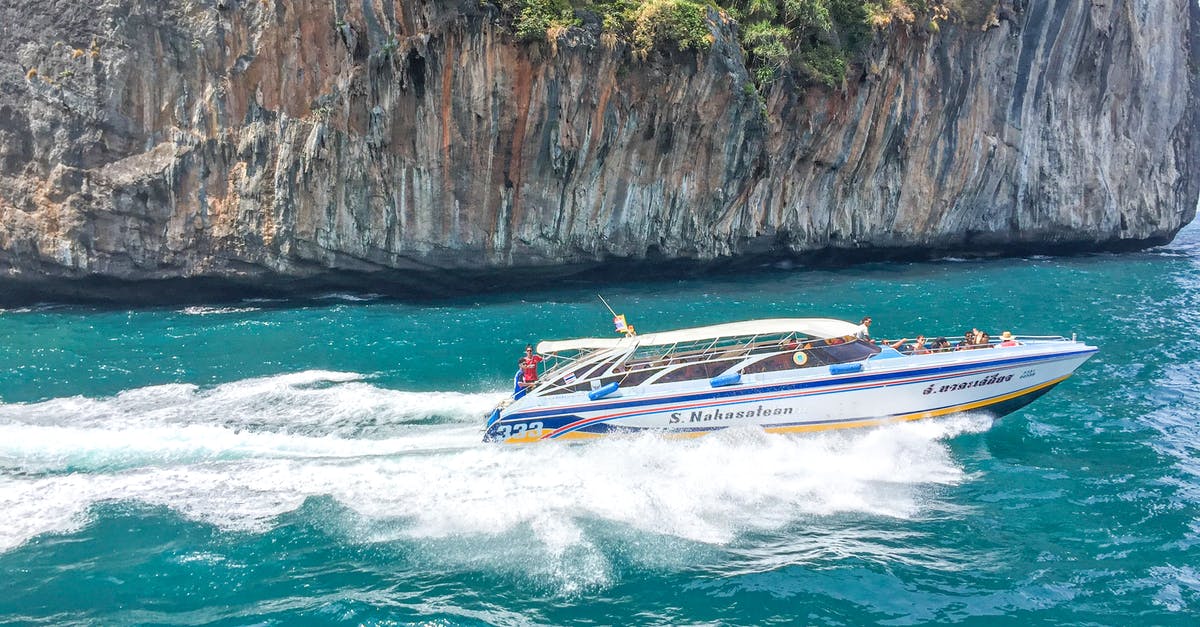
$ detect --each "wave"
[0,370,505,479]
[0,370,991,593]
[178,306,262,315]
[0,420,483,474]
[0,304,59,315]
[0,384,990,593]
[314,293,384,302]
[0,370,502,436]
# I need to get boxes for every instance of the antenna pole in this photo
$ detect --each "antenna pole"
[597,294,618,318]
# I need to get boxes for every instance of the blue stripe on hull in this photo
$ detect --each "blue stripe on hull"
[499,349,1093,424]
[559,379,1063,438]
[481,414,583,442]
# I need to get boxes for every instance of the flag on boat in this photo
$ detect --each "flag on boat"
[600,295,637,336]
[564,372,577,384]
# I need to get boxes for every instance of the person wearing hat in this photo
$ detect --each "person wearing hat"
[998,331,1019,347]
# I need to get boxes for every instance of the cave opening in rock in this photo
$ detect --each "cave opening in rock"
[406,49,426,100]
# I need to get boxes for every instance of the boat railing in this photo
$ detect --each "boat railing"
[872,333,1073,355]
[533,353,577,379]
[620,334,791,371]
[515,351,596,399]
[538,332,870,393]
[517,334,778,397]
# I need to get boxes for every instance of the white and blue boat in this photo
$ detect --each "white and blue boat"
[482,318,1097,444]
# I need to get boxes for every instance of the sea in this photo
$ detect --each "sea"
[2,225,1200,625]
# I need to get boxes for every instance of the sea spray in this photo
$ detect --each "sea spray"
[0,372,987,570]
[0,371,503,433]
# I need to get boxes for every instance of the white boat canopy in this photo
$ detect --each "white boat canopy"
[536,318,862,354]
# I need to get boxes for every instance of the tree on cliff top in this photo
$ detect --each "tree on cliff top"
[490,0,998,88]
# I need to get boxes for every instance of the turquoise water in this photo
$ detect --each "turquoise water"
[2,228,1200,625]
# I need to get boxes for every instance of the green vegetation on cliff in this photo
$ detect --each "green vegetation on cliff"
[489,1,996,87]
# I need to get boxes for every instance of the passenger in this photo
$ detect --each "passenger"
[931,337,951,352]
[978,331,991,347]
[518,344,543,388]
[855,317,872,340]
[890,335,929,355]
[998,331,1019,347]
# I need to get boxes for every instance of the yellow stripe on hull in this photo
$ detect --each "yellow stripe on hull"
[764,374,1071,435]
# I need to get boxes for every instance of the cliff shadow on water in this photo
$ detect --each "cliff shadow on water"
[0,230,1185,307]
[0,0,1197,305]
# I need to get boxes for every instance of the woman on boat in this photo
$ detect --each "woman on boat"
[518,345,543,388]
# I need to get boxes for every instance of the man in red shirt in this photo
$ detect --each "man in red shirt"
[519,345,543,388]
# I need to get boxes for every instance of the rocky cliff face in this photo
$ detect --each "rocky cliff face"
[0,0,1196,301]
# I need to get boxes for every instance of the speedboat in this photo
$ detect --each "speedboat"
[482,318,1097,444]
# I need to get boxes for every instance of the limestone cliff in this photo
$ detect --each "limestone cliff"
[0,0,1196,302]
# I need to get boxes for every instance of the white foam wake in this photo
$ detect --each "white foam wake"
[0,370,503,433]
[0,370,504,472]
[0,421,483,474]
[0,379,991,596]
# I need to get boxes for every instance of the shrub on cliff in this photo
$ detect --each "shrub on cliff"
[797,42,847,86]
[495,0,580,42]
[864,0,918,27]
[489,1,989,89]
[728,0,860,86]
[741,20,790,83]
[628,0,715,56]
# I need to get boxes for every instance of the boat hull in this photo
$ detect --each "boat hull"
[483,346,1096,444]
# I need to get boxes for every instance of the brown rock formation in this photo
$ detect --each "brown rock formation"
[0,0,1196,302]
